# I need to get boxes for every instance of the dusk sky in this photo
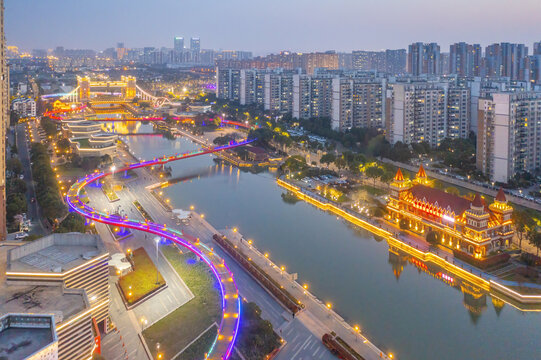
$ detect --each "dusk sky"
[6,0,541,54]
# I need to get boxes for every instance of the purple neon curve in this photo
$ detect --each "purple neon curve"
[66,139,254,359]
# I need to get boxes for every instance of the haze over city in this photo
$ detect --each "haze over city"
[6,0,541,53]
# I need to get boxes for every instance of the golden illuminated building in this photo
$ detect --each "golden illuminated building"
[387,166,514,258]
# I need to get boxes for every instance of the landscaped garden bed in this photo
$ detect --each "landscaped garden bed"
[118,247,165,306]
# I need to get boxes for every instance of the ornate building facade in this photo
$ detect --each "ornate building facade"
[387,165,514,258]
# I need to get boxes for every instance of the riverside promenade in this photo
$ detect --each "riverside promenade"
[189,216,392,360]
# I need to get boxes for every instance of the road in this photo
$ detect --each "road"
[14,123,47,235]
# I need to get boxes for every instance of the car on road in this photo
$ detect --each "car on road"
[19,174,24,180]
[15,232,29,240]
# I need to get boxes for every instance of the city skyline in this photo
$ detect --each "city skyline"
[6,0,541,54]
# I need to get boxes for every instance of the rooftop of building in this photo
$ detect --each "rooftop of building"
[0,314,57,360]
[409,184,473,215]
[0,284,87,325]
[7,233,107,274]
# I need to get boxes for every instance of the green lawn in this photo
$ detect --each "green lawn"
[143,245,221,360]
[177,325,218,360]
[56,164,86,178]
[118,247,165,305]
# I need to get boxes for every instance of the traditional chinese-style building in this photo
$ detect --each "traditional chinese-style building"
[387,165,514,259]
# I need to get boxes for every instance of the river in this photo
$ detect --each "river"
[123,127,541,360]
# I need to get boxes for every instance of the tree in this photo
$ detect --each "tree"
[365,166,384,187]
[6,158,23,175]
[40,117,58,136]
[320,153,336,168]
[527,230,541,257]
[8,179,27,194]
[56,138,72,152]
[513,210,535,249]
[55,213,85,233]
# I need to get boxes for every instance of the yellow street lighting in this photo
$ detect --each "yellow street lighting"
[326,302,332,309]
[303,284,308,290]
[264,253,269,258]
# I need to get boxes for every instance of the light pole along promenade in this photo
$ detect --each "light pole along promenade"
[66,139,254,360]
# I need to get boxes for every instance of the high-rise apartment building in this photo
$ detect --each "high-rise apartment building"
[534,41,541,55]
[449,42,482,76]
[407,42,441,76]
[264,72,294,113]
[484,43,529,80]
[352,51,371,71]
[304,52,339,75]
[529,55,541,84]
[447,86,471,139]
[331,77,385,131]
[190,37,200,53]
[386,81,471,146]
[386,82,447,147]
[217,68,241,101]
[292,74,334,119]
[239,69,266,106]
[477,92,541,183]
[385,49,407,75]
[352,50,406,74]
[174,36,184,52]
[0,0,7,241]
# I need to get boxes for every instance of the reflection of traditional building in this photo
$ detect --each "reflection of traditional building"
[388,248,408,280]
[461,283,487,323]
[387,165,514,258]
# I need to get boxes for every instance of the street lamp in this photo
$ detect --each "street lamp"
[111,165,116,180]
[155,237,160,284]
[140,317,148,331]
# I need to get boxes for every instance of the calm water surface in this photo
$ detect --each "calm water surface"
[124,130,541,360]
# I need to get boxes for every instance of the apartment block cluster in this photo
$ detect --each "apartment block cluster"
[217,41,541,183]
[27,37,254,70]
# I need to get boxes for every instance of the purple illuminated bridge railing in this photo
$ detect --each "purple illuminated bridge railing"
[67,139,255,359]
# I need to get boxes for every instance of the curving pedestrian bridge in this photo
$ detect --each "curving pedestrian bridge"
[66,139,254,359]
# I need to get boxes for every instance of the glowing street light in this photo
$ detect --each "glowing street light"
[154,237,160,284]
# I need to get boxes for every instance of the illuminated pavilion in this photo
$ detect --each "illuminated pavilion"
[387,165,514,259]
